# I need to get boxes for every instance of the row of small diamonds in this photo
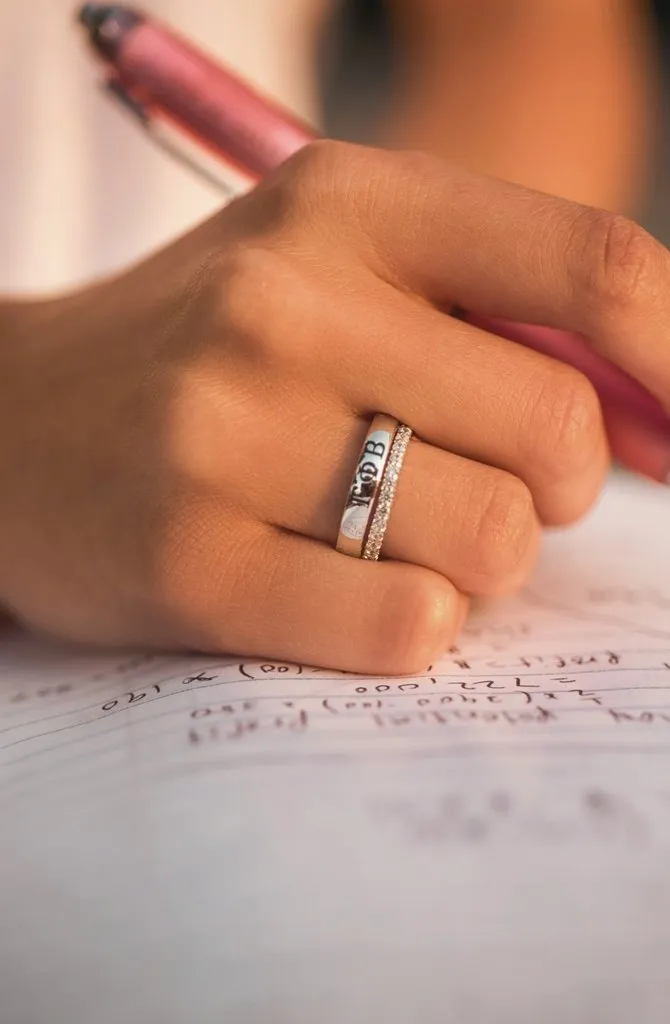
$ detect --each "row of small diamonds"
[362,425,412,561]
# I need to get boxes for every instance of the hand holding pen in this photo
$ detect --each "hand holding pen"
[3,129,670,667]
[0,8,667,670]
[79,3,670,485]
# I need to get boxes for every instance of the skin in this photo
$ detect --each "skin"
[0,1,664,670]
[1,144,670,675]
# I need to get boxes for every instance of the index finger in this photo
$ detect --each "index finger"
[299,143,670,406]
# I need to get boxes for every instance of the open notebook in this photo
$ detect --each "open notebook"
[2,471,670,1023]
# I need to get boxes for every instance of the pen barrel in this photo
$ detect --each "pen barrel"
[114,21,316,178]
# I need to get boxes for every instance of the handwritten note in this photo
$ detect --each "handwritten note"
[1,471,670,1023]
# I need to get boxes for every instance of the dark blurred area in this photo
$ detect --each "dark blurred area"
[317,0,393,143]
[319,0,670,135]
[650,0,670,239]
[654,0,670,36]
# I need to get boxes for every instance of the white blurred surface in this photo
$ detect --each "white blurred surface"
[0,0,322,293]
[2,473,670,1023]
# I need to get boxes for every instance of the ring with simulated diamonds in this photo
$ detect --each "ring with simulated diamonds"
[362,423,412,561]
[336,414,412,559]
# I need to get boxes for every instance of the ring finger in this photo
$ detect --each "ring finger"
[265,411,541,598]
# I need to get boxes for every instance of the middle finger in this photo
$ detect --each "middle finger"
[320,284,610,526]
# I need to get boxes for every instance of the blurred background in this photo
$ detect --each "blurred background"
[1,0,669,294]
[317,0,670,238]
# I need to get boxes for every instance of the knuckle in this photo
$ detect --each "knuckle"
[281,139,361,206]
[288,138,355,177]
[580,212,661,318]
[375,573,458,675]
[220,245,282,331]
[526,366,603,480]
[219,246,314,362]
[469,474,537,594]
[280,140,405,230]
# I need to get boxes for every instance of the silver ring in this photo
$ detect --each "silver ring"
[363,424,412,561]
[336,414,400,557]
[336,414,412,559]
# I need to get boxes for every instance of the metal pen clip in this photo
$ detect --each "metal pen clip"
[101,76,242,200]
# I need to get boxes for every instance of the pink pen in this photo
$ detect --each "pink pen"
[78,4,670,477]
[77,4,314,180]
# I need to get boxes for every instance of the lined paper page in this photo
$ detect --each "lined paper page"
[2,472,670,1023]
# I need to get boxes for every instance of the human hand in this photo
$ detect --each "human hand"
[1,143,667,673]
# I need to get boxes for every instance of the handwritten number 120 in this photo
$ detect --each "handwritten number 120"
[102,685,161,712]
